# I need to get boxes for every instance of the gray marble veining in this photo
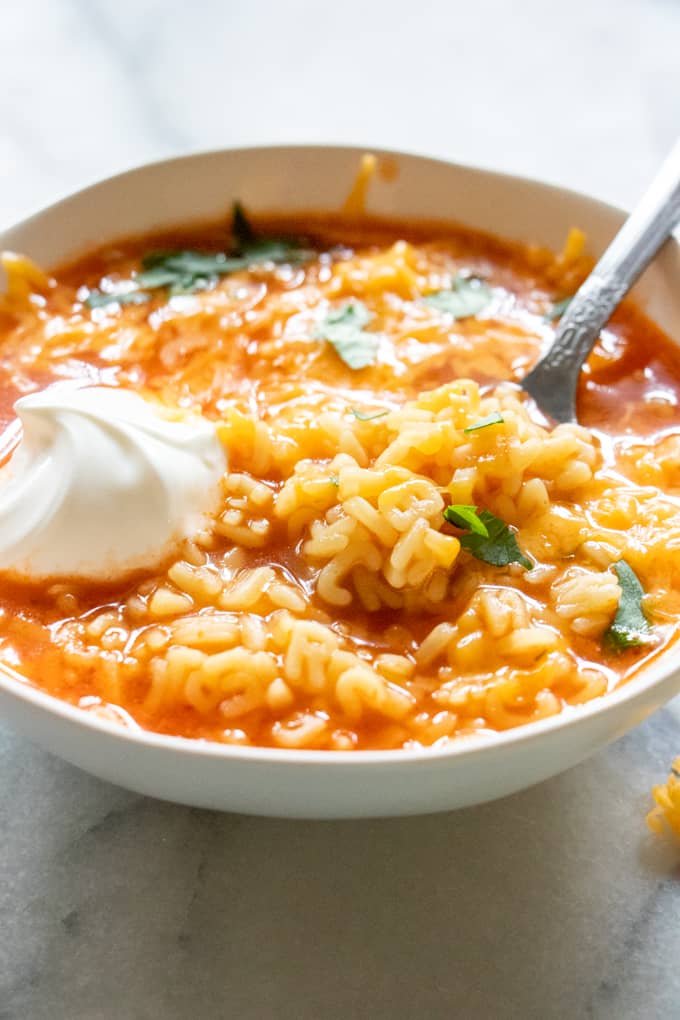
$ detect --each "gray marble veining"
[2,713,679,1019]
[1,0,680,1017]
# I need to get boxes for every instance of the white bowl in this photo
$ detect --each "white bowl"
[1,145,679,818]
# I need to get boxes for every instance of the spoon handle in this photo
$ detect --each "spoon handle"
[523,137,680,423]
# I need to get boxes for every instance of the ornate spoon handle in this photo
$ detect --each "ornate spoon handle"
[522,137,680,423]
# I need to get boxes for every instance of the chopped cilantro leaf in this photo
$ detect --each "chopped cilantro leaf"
[137,250,246,294]
[231,200,257,249]
[316,301,380,370]
[328,475,340,486]
[85,289,151,309]
[350,407,389,421]
[442,504,490,537]
[604,560,653,651]
[244,237,308,263]
[464,411,504,433]
[425,276,492,319]
[132,266,182,290]
[85,200,313,310]
[444,506,532,569]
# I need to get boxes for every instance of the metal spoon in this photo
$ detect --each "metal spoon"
[522,138,680,423]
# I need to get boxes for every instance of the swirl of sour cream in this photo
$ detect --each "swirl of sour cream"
[0,385,226,581]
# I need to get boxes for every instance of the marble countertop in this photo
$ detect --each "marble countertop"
[1,1,680,1016]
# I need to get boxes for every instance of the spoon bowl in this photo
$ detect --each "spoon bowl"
[523,137,680,422]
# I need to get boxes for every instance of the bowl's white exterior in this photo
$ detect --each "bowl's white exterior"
[0,145,679,819]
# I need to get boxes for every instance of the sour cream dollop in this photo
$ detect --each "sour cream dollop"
[0,385,226,581]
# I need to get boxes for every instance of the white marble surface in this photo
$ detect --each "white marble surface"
[1,1,680,1016]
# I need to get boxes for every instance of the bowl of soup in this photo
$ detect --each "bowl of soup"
[0,145,679,818]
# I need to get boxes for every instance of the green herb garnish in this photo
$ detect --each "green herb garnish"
[86,201,311,308]
[85,289,151,309]
[444,506,532,569]
[442,504,490,537]
[316,301,380,370]
[328,475,340,486]
[232,200,257,248]
[545,296,573,321]
[136,250,248,295]
[425,276,492,319]
[350,407,389,421]
[464,411,504,433]
[604,560,653,651]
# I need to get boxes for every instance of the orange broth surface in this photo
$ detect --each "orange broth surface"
[1,211,680,750]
